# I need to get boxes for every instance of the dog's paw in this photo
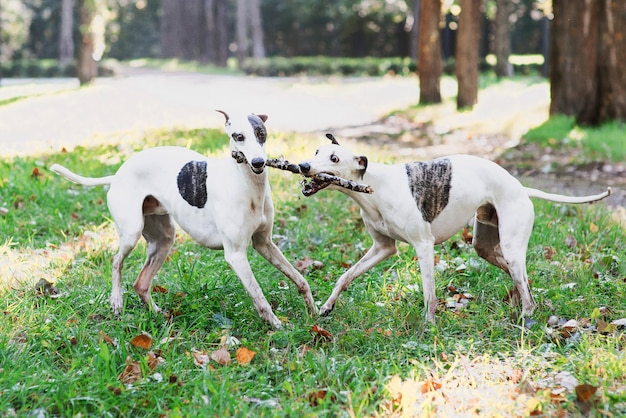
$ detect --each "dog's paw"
[319,304,334,317]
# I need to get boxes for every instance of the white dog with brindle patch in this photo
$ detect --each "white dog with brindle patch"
[50,111,317,329]
[298,134,611,322]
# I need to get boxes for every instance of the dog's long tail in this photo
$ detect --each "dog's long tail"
[525,186,611,204]
[49,163,114,186]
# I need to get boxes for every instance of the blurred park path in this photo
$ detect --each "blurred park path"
[0,68,548,157]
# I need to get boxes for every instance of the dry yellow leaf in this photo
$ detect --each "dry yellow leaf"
[589,222,599,233]
[236,347,256,365]
[118,356,142,384]
[210,347,231,366]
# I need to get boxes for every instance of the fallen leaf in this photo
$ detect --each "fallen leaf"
[575,384,598,402]
[210,347,231,366]
[543,246,557,260]
[462,226,473,243]
[99,330,117,346]
[308,389,329,406]
[589,223,599,233]
[596,319,617,334]
[31,167,43,178]
[152,285,168,294]
[191,350,210,367]
[565,235,577,249]
[118,356,142,384]
[310,324,333,342]
[130,333,153,350]
[236,347,256,365]
[420,378,442,394]
[147,351,165,370]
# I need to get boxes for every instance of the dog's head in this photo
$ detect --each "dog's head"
[217,110,268,174]
[298,133,368,196]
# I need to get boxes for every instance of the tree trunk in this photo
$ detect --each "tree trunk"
[418,0,442,104]
[204,0,229,66]
[409,0,422,61]
[456,0,482,109]
[77,0,97,85]
[236,0,266,63]
[494,0,512,77]
[59,0,75,68]
[549,0,598,117]
[236,0,249,64]
[576,0,626,125]
[249,0,265,58]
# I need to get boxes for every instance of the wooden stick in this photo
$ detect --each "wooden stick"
[266,157,373,194]
[231,152,373,194]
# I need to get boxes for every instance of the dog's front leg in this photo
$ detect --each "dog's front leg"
[224,247,283,329]
[414,241,437,322]
[320,237,397,316]
[252,234,319,316]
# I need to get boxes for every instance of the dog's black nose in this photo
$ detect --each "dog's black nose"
[251,157,265,169]
[299,162,311,173]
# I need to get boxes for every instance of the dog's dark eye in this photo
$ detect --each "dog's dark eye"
[330,154,339,163]
[232,133,245,142]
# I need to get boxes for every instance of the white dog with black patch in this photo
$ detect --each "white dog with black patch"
[298,134,611,323]
[50,111,317,329]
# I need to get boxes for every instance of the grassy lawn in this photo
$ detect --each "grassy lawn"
[1,128,625,416]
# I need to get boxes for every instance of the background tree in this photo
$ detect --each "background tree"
[236,0,265,64]
[77,0,97,85]
[418,0,443,104]
[494,0,512,77]
[59,0,74,69]
[550,0,626,125]
[455,0,482,109]
[576,0,626,125]
[204,0,229,66]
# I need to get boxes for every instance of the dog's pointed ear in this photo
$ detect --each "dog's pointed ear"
[325,133,340,145]
[256,114,268,122]
[216,110,230,123]
[355,155,368,178]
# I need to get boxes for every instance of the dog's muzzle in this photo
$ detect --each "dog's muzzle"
[250,157,265,174]
[298,162,332,196]
[232,151,265,174]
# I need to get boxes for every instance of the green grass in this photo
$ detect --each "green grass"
[1,129,625,416]
[524,115,626,162]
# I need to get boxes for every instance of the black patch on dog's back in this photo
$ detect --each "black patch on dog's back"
[405,159,452,223]
[177,161,208,208]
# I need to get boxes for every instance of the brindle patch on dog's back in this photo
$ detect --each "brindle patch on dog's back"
[177,161,208,208]
[405,158,452,223]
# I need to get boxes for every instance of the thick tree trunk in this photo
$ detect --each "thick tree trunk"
[549,0,599,117]
[249,0,265,58]
[576,0,626,125]
[409,0,422,61]
[204,0,229,66]
[456,0,482,109]
[236,0,266,63]
[418,0,442,104]
[59,0,74,68]
[494,0,512,77]
[77,0,97,85]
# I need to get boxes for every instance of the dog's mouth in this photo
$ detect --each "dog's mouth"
[232,151,265,175]
[300,174,332,196]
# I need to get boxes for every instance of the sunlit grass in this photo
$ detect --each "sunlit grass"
[523,115,626,162]
[0,127,624,416]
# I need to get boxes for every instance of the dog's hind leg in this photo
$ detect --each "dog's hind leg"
[133,214,176,312]
[472,204,510,274]
[320,234,397,316]
[496,200,537,317]
[223,242,283,329]
[252,233,318,316]
[111,229,142,315]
